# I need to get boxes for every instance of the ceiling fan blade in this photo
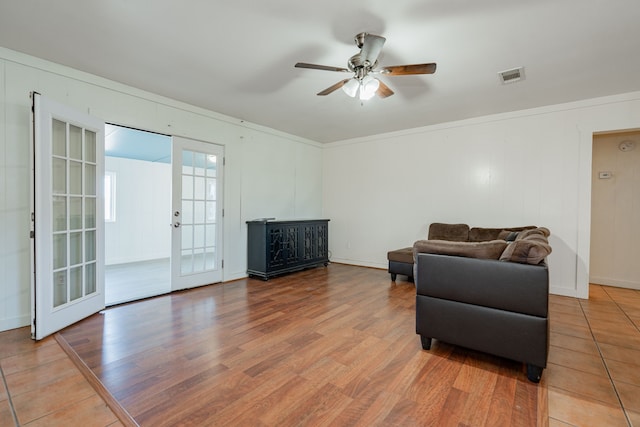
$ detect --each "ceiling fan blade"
[317,79,351,96]
[379,63,437,75]
[376,80,394,98]
[295,62,350,72]
[360,34,386,65]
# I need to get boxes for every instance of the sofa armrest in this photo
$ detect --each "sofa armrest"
[416,253,548,318]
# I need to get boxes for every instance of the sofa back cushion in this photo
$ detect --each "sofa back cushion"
[470,225,538,242]
[500,228,552,264]
[428,223,470,241]
[413,239,508,261]
[469,227,504,242]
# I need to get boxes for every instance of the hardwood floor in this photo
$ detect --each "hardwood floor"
[1,263,638,426]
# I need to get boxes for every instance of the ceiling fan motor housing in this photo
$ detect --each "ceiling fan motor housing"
[348,54,376,77]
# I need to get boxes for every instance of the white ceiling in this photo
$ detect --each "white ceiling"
[1,1,639,143]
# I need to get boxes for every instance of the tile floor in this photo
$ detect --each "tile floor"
[547,284,640,426]
[0,329,122,426]
[1,283,639,426]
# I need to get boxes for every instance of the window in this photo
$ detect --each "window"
[104,171,116,222]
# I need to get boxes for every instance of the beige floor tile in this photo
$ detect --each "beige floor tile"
[548,418,576,426]
[546,363,619,406]
[0,342,67,376]
[618,304,640,317]
[5,356,80,397]
[549,300,584,316]
[0,397,16,426]
[551,311,590,328]
[550,321,593,340]
[591,330,640,351]
[599,343,640,366]
[550,294,582,306]
[587,316,637,331]
[606,359,640,386]
[0,328,51,359]
[20,394,117,427]
[616,382,640,414]
[12,373,97,425]
[585,287,614,302]
[603,286,640,299]
[548,387,627,427]
[549,332,599,355]
[627,410,640,427]
[581,304,625,320]
[548,346,607,376]
[0,375,7,401]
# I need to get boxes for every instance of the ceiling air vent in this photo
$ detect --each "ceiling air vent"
[498,67,525,84]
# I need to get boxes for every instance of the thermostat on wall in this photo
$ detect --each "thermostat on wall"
[598,171,612,179]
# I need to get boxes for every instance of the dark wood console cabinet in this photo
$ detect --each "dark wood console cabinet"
[246,219,329,280]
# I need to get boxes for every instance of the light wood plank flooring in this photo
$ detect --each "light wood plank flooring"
[105,258,170,306]
[1,263,639,426]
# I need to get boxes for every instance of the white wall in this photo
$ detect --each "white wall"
[104,157,172,265]
[323,92,640,298]
[590,131,640,289]
[0,48,323,331]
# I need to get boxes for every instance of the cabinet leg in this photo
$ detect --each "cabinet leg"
[390,273,397,281]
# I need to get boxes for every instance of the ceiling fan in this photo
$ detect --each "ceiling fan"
[295,32,436,100]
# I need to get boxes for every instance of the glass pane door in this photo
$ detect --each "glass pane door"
[51,120,99,307]
[171,137,223,290]
[32,93,105,340]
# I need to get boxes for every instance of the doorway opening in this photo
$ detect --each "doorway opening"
[104,124,172,305]
[590,129,640,291]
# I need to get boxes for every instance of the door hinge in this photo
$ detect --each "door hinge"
[30,231,35,239]
[221,259,224,269]
[223,157,226,166]
[222,209,224,217]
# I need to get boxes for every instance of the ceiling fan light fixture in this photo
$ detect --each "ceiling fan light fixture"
[359,75,380,100]
[342,78,359,97]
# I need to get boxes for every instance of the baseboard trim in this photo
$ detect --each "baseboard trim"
[0,315,30,332]
[590,276,640,290]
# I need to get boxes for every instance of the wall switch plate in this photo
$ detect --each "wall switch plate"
[599,171,612,179]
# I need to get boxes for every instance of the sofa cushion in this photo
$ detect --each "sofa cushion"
[413,239,508,261]
[469,227,504,242]
[498,230,520,241]
[428,223,470,241]
[516,228,550,240]
[470,226,537,242]
[387,247,414,264]
[500,239,552,265]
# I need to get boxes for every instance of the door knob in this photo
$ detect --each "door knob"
[174,222,181,228]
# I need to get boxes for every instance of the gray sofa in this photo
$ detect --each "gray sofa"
[413,223,552,382]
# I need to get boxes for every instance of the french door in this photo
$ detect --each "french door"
[171,137,224,290]
[31,93,105,340]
